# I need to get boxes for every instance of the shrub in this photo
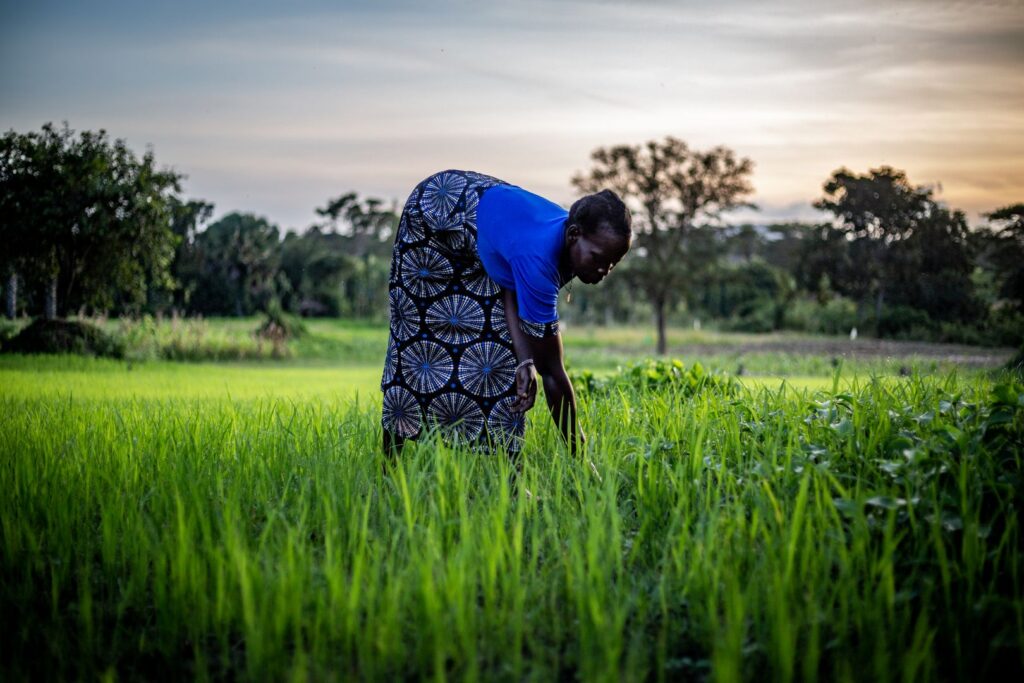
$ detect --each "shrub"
[0,318,20,348]
[1009,344,1024,374]
[256,299,307,341]
[2,318,125,358]
[722,301,776,333]
[784,297,860,336]
[876,305,937,340]
[985,308,1024,347]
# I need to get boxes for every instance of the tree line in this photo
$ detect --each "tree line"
[1,123,397,323]
[2,124,1022,350]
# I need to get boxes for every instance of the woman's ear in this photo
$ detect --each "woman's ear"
[566,223,582,243]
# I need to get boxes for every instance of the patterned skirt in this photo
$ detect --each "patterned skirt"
[380,170,527,454]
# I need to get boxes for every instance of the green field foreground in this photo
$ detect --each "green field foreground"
[2,351,1022,682]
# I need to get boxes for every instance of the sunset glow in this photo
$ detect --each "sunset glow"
[3,0,1022,228]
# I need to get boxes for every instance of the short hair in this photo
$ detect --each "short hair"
[568,189,632,241]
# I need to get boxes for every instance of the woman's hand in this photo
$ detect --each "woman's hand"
[511,362,538,413]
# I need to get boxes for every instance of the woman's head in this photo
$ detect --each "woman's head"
[564,189,632,284]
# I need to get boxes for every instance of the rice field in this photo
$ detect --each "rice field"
[1,337,1022,681]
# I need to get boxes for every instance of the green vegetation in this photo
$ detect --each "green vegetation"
[2,318,125,358]
[4,125,1022,351]
[2,349,1021,680]
[3,317,1013,379]
[2,120,1020,678]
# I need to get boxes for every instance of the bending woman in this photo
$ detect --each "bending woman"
[380,169,631,457]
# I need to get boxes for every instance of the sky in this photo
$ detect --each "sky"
[2,0,1023,230]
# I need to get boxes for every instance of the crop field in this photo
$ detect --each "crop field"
[1,323,1022,681]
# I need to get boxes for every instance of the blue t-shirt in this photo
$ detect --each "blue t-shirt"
[476,185,568,333]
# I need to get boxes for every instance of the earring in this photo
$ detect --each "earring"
[566,281,573,303]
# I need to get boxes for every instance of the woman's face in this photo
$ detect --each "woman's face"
[567,224,631,284]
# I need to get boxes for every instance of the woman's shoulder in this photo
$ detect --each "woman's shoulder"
[480,184,566,216]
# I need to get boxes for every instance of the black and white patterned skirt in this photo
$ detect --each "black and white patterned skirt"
[380,170,527,454]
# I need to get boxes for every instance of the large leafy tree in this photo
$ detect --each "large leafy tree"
[814,167,978,329]
[0,123,182,318]
[0,130,33,318]
[306,192,397,318]
[315,192,396,261]
[278,226,350,316]
[982,203,1024,313]
[162,198,215,313]
[189,213,281,317]
[573,136,755,354]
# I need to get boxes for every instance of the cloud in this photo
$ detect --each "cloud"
[2,0,1022,227]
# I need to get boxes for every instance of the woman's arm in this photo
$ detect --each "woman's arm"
[534,334,583,456]
[503,287,538,413]
[501,287,584,455]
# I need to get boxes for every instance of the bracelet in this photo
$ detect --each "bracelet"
[515,359,535,372]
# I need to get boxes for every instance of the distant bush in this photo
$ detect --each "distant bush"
[876,305,937,340]
[2,319,125,358]
[783,297,859,336]
[0,319,20,348]
[722,302,776,333]
[256,300,307,340]
[984,308,1024,347]
[1009,344,1024,374]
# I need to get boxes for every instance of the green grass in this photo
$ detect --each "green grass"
[2,352,1022,681]
[7,316,1009,377]
[0,354,381,401]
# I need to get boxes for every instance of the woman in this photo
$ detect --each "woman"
[380,169,631,458]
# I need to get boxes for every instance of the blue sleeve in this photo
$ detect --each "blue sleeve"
[510,255,560,338]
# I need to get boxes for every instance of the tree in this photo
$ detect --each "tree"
[983,203,1024,313]
[278,227,350,316]
[0,123,183,318]
[190,213,281,316]
[308,192,397,318]
[814,167,978,331]
[315,192,396,260]
[0,130,33,318]
[163,198,215,313]
[573,136,755,354]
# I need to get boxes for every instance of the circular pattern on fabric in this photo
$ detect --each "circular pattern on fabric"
[421,172,467,228]
[463,171,502,189]
[399,204,427,244]
[381,169,524,453]
[382,386,422,438]
[426,294,485,345]
[401,247,453,298]
[487,396,526,452]
[490,298,513,341]
[458,341,516,398]
[426,208,464,233]
[401,340,454,394]
[390,287,420,341]
[438,226,475,256]
[427,391,484,441]
[463,186,480,231]
[382,338,397,385]
[464,269,501,297]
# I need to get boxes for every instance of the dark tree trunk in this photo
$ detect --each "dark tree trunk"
[655,299,667,355]
[874,287,885,335]
[5,270,16,320]
[45,276,58,320]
